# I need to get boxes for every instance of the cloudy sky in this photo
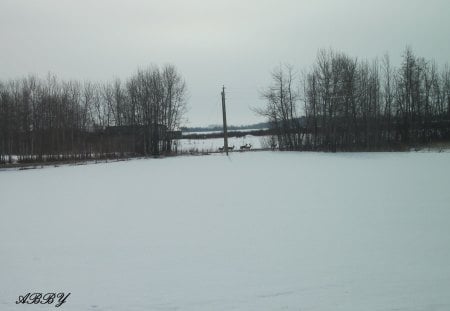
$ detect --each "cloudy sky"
[1,0,450,126]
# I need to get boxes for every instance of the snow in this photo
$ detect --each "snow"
[178,135,265,152]
[1,151,450,311]
[182,128,268,135]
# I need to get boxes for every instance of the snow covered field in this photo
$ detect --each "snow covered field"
[178,134,265,153]
[1,152,450,311]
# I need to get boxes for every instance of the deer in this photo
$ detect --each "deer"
[240,143,252,151]
[218,145,234,152]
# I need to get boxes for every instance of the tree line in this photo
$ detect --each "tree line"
[258,47,450,151]
[0,65,187,164]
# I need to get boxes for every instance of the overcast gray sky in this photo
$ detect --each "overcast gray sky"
[1,0,450,126]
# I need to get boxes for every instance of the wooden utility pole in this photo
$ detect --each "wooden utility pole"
[221,85,229,155]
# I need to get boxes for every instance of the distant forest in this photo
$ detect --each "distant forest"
[0,65,187,164]
[258,47,450,151]
[181,121,271,132]
[2,47,450,165]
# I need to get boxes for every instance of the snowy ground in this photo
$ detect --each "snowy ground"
[182,128,268,136]
[1,152,450,311]
[178,134,265,153]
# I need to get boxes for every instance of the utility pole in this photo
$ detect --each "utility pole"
[221,85,229,155]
